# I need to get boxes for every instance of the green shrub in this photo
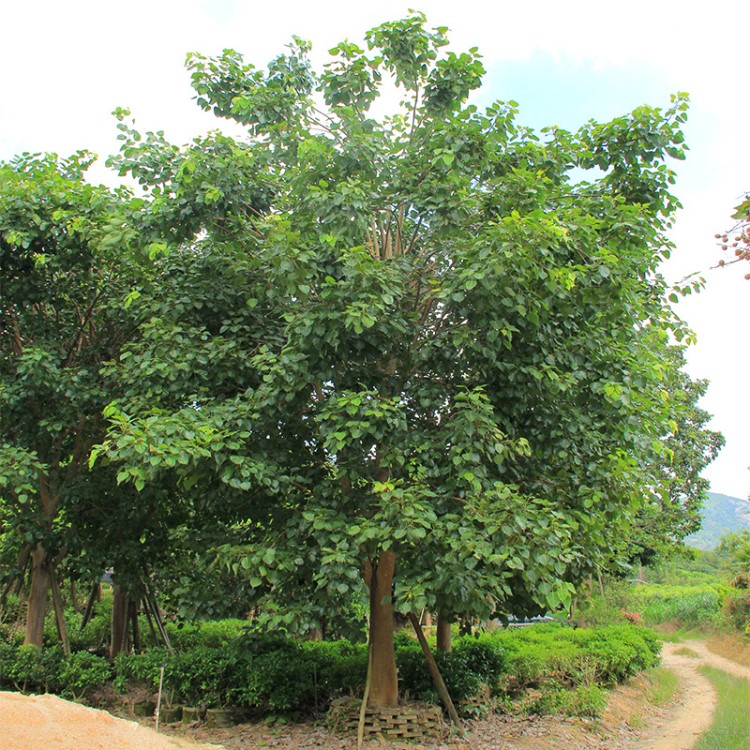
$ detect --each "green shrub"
[724,590,750,633]
[0,644,64,693]
[516,680,607,718]
[301,640,367,699]
[165,646,232,707]
[165,619,248,651]
[227,642,316,711]
[71,597,113,653]
[61,619,662,719]
[396,637,505,703]
[58,652,112,699]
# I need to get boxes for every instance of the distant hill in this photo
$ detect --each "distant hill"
[686,492,750,550]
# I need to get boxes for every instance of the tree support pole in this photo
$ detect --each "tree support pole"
[407,612,463,733]
[49,564,71,656]
[80,582,100,631]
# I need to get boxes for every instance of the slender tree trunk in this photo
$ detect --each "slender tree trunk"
[24,544,51,648]
[110,585,130,658]
[364,550,398,706]
[436,614,452,653]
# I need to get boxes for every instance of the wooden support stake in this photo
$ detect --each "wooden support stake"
[141,595,160,646]
[49,565,71,657]
[407,612,463,734]
[80,582,99,631]
[358,637,373,748]
[129,599,141,653]
[144,580,173,654]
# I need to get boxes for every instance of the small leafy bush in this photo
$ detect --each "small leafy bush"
[165,619,248,651]
[70,597,113,653]
[724,590,750,633]
[57,651,112,699]
[0,644,64,693]
[166,646,233,707]
[520,682,606,717]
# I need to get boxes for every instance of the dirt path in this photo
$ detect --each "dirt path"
[639,642,717,750]
[2,639,749,750]
[612,639,750,750]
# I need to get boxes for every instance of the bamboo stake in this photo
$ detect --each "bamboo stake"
[155,664,165,732]
[357,637,373,748]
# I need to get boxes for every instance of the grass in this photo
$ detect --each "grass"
[707,633,750,668]
[673,646,700,658]
[651,626,704,643]
[693,666,750,750]
[646,667,679,707]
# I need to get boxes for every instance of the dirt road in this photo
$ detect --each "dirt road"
[1,639,748,750]
[637,640,750,750]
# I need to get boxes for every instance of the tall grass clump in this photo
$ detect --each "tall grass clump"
[693,666,750,750]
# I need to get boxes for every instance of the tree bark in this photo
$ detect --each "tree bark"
[436,614,452,653]
[24,544,51,648]
[110,585,130,658]
[364,550,398,706]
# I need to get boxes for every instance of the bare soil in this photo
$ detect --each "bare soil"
[3,638,749,750]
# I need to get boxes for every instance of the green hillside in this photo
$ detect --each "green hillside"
[686,492,750,550]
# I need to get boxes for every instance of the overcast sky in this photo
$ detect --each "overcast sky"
[2,0,749,498]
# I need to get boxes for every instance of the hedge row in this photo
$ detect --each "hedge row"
[0,623,660,717]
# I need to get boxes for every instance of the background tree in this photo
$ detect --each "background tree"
[717,193,750,277]
[0,152,148,646]
[611,343,724,570]
[97,14,699,706]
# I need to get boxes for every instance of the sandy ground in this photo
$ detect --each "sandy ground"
[0,691,223,750]
[2,638,749,750]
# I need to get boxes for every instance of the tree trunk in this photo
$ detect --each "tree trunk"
[365,550,398,706]
[24,544,51,648]
[436,614,452,653]
[110,585,130,658]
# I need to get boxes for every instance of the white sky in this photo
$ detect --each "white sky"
[2,0,749,498]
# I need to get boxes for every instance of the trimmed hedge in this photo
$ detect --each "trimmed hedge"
[0,643,112,698]
[0,622,661,719]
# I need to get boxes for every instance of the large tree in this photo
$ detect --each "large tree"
[97,14,698,705]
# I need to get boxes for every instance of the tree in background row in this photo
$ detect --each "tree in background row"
[90,13,712,706]
[717,193,750,277]
[0,152,146,646]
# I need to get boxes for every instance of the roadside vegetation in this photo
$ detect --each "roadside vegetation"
[694,666,750,750]
[0,590,660,720]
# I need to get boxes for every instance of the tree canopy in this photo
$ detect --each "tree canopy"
[0,13,722,708]
[81,13,711,705]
